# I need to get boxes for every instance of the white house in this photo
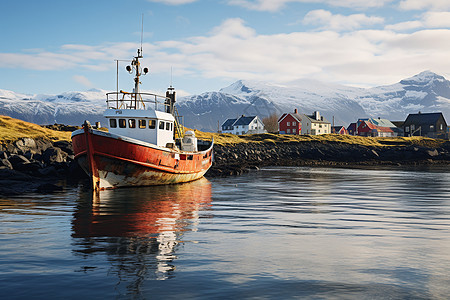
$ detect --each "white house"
[300,111,331,135]
[221,115,266,135]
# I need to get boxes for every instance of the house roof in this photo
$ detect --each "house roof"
[303,114,330,124]
[234,115,257,126]
[403,112,446,126]
[359,120,393,132]
[222,118,237,127]
[278,112,302,123]
[332,126,345,131]
[368,118,396,128]
[347,123,357,131]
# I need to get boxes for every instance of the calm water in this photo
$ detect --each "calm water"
[1,166,450,299]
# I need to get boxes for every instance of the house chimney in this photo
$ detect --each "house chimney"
[294,108,298,114]
[314,111,320,121]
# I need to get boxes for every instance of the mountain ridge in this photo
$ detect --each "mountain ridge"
[1,71,449,132]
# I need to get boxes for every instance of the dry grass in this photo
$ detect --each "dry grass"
[192,129,446,148]
[1,115,444,148]
[0,115,71,143]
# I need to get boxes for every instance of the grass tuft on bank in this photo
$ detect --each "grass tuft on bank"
[0,115,71,143]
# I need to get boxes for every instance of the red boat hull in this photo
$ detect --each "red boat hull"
[72,126,213,190]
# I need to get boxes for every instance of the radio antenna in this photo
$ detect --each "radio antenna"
[140,14,144,54]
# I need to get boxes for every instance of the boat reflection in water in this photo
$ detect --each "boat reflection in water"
[71,178,212,285]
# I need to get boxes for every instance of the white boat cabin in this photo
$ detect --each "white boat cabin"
[102,49,187,150]
[104,108,175,148]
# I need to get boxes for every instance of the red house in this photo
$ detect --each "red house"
[331,126,348,135]
[357,120,394,137]
[278,109,302,134]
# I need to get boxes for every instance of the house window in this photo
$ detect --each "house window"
[149,120,156,129]
[287,129,291,133]
[430,125,434,130]
[159,121,165,129]
[411,124,415,131]
[119,119,126,128]
[109,119,117,128]
[287,122,290,126]
[139,119,146,129]
[293,129,296,133]
[405,126,409,132]
[128,119,136,128]
[293,121,296,126]
[440,124,443,130]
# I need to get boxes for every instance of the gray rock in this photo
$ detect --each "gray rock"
[427,149,439,157]
[14,138,38,154]
[0,159,13,169]
[8,154,31,168]
[42,147,67,164]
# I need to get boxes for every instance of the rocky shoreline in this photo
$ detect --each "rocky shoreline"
[0,137,86,195]
[1,137,450,195]
[207,140,450,177]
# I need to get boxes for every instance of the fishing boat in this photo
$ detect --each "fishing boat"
[71,48,213,191]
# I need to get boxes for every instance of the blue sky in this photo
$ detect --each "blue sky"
[1,0,450,96]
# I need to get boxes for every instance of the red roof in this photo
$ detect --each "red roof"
[359,120,393,132]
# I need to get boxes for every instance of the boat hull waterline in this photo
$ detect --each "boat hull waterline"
[72,125,213,190]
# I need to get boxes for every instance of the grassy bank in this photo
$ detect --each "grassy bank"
[193,130,446,148]
[0,115,446,149]
[0,115,71,143]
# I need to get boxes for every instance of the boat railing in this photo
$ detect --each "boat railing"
[106,91,171,111]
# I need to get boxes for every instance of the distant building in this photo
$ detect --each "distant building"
[331,126,348,135]
[403,112,448,139]
[300,111,331,135]
[347,123,357,135]
[352,118,400,137]
[221,115,266,135]
[357,120,394,137]
[278,109,302,135]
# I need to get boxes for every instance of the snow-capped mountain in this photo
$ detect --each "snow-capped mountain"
[0,89,106,126]
[1,71,449,132]
[177,71,450,131]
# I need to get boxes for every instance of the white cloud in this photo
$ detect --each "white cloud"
[144,18,450,87]
[73,75,93,88]
[385,11,450,32]
[303,10,384,31]
[146,0,197,4]
[422,12,450,28]
[227,0,393,12]
[399,0,450,11]
[2,18,450,91]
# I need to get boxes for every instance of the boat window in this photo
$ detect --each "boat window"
[110,119,117,128]
[139,119,146,129]
[149,119,156,129]
[171,123,173,131]
[166,122,170,130]
[119,119,126,128]
[129,119,136,128]
[159,121,165,130]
